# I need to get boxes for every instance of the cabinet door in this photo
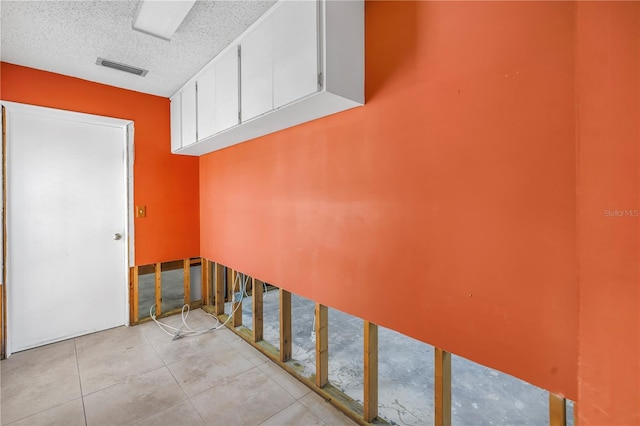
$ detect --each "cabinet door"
[241,16,273,122]
[181,81,197,147]
[170,93,182,152]
[214,46,239,133]
[197,65,216,140]
[273,0,318,109]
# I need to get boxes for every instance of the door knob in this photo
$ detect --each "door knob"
[114,233,122,240]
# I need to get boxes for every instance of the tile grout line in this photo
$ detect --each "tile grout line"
[187,398,208,426]
[75,328,168,399]
[144,320,209,425]
[79,362,178,407]
[73,339,88,426]
[138,324,168,367]
[137,323,209,370]
[163,367,208,426]
[255,399,299,425]
[156,331,211,426]
[182,363,260,402]
[257,363,311,402]
[0,342,85,425]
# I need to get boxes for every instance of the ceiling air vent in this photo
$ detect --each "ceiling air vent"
[96,57,148,77]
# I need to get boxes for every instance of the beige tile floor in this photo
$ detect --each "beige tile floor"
[0,309,356,426]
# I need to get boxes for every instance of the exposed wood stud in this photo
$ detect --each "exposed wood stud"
[246,278,252,295]
[138,264,155,275]
[132,266,139,323]
[209,259,214,305]
[434,348,452,426]
[231,270,242,327]
[280,289,292,362]
[183,258,191,305]
[160,260,184,271]
[315,303,328,388]
[549,393,567,426]
[364,321,379,422]
[252,278,264,342]
[215,308,372,426]
[128,268,134,322]
[226,267,233,302]
[154,262,162,316]
[215,263,225,315]
[201,258,210,306]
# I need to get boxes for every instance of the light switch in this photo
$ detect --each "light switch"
[136,205,146,218]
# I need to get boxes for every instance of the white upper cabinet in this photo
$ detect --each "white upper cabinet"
[241,16,273,122]
[197,65,216,141]
[180,80,197,147]
[273,0,318,109]
[170,93,182,152]
[214,46,240,133]
[171,0,364,156]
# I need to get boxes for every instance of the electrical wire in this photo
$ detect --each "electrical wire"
[150,304,228,339]
[150,271,267,340]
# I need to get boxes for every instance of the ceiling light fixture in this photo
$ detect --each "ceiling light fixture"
[132,0,197,41]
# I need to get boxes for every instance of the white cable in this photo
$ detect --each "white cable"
[150,271,266,341]
[239,273,268,300]
[150,274,244,339]
[242,273,251,298]
[150,304,232,339]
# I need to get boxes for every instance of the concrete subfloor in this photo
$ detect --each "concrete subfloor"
[232,290,574,426]
[138,269,187,319]
[0,309,356,426]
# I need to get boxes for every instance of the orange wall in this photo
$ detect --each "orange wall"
[200,1,579,398]
[4,2,635,421]
[576,2,639,424]
[1,63,200,265]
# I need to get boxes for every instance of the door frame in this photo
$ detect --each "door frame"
[0,101,135,358]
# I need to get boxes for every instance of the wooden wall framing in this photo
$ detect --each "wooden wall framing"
[549,393,567,426]
[226,266,233,303]
[154,262,162,316]
[363,321,378,422]
[315,303,328,388]
[280,289,292,362]
[200,258,210,306]
[435,348,452,426]
[215,263,225,315]
[126,258,576,426]
[252,278,264,342]
[183,259,191,305]
[128,257,204,325]
[131,266,139,323]
[231,269,242,327]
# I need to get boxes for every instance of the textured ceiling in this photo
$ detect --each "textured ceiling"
[0,0,276,97]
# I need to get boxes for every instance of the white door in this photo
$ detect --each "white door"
[6,104,129,354]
